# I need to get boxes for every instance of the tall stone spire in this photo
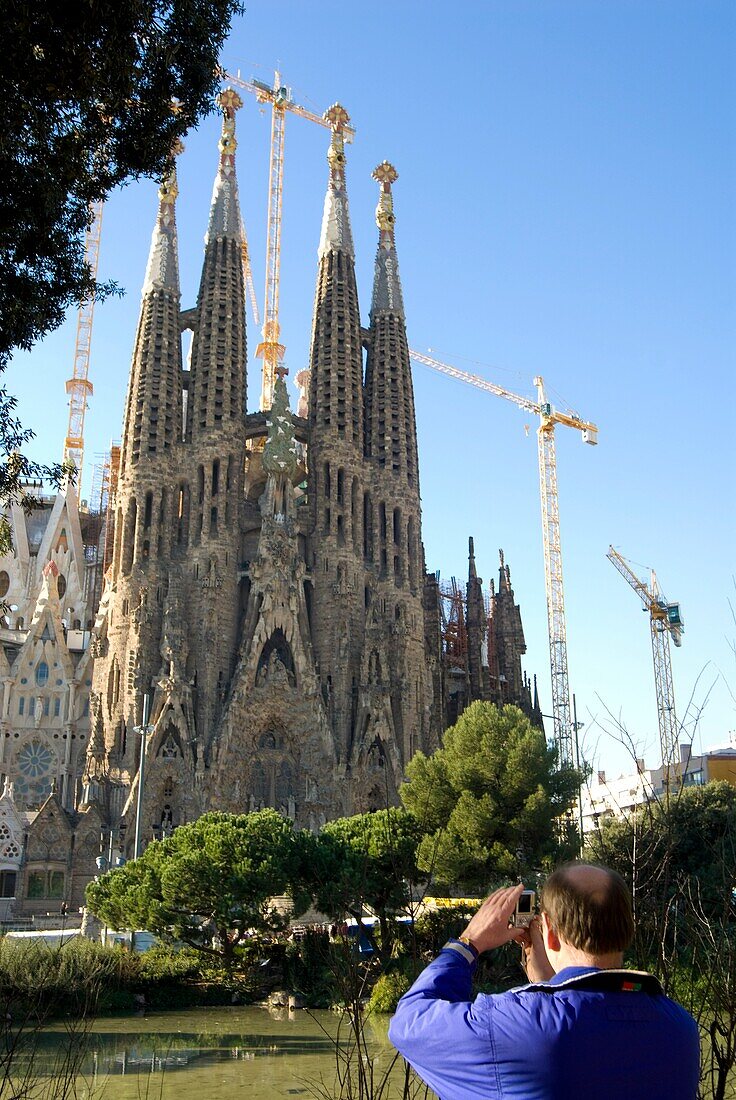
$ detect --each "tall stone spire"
[370,161,404,317]
[466,536,486,702]
[179,88,248,749]
[489,549,527,705]
[307,103,365,769]
[318,103,355,260]
[121,146,184,473]
[308,104,363,450]
[364,163,418,491]
[186,89,247,441]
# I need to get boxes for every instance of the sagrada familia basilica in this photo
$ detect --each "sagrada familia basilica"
[0,92,541,918]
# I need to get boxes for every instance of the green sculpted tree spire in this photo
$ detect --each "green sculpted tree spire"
[262,370,298,479]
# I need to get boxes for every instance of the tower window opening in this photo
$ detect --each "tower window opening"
[212,459,220,496]
[393,508,401,545]
[336,468,344,505]
[143,492,153,530]
[363,493,373,561]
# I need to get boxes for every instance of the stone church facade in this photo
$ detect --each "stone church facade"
[0,91,539,915]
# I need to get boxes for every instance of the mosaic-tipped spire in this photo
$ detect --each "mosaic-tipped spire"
[206,88,243,242]
[308,100,363,450]
[121,141,184,472]
[364,162,419,490]
[318,104,354,259]
[370,161,404,319]
[186,88,247,440]
[142,142,183,296]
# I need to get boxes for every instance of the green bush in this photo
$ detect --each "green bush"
[368,970,410,1013]
[413,906,476,957]
[137,944,202,985]
[0,938,137,1017]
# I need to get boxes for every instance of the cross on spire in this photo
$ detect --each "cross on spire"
[217,88,243,171]
[324,103,351,186]
[373,161,398,246]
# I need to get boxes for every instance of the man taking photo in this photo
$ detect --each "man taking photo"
[389,861,699,1099]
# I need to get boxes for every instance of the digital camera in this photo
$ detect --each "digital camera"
[512,889,536,928]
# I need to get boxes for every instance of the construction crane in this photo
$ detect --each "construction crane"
[239,216,260,327]
[606,546,684,769]
[63,201,103,497]
[225,70,355,410]
[410,350,598,769]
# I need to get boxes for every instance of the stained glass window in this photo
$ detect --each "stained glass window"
[14,740,55,809]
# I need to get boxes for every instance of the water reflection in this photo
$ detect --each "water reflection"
[32,1006,403,1100]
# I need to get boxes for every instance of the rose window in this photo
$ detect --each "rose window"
[18,741,53,778]
[14,740,54,808]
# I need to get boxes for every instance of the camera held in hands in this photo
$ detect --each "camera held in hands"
[511,889,536,928]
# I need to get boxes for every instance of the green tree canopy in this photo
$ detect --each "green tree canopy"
[586,780,736,932]
[586,780,736,1095]
[86,811,310,961]
[0,0,240,543]
[309,809,423,958]
[1,0,240,366]
[400,702,581,891]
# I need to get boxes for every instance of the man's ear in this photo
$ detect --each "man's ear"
[542,913,561,953]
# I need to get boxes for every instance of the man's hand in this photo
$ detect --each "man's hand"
[518,916,555,982]
[461,884,526,954]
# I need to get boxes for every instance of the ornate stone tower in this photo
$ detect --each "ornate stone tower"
[88,91,250,835]
[351,162,436,807]
[306,105,368,770]
[90,138,188,822]
[181,87,248,748]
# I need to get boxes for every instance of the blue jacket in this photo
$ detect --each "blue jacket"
[388,946,700,1100]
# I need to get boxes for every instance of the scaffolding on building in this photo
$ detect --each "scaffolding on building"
[84,444,120,619]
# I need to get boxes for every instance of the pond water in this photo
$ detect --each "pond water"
[25,1006,425,1100]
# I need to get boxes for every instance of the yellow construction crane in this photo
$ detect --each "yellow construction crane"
[63,201,104,497]
[410,350,598,768]
[239,217,260,328]
[225,70,355,409]
[606,546,684,769]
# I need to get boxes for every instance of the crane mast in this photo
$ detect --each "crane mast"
[225,70,355,409]
[63,200,103,496]
[606,546,684,769]
[536,377,573,767]
[410,350,597,769]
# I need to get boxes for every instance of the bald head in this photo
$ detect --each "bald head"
[540,862,634,956]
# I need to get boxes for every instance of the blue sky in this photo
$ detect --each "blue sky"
[7,0,735,777]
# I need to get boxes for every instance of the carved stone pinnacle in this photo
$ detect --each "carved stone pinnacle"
[324,103,350,132]
[218,88,244,116]
[373,161,398,186]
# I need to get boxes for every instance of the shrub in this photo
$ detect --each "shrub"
[368,971,410,1014]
